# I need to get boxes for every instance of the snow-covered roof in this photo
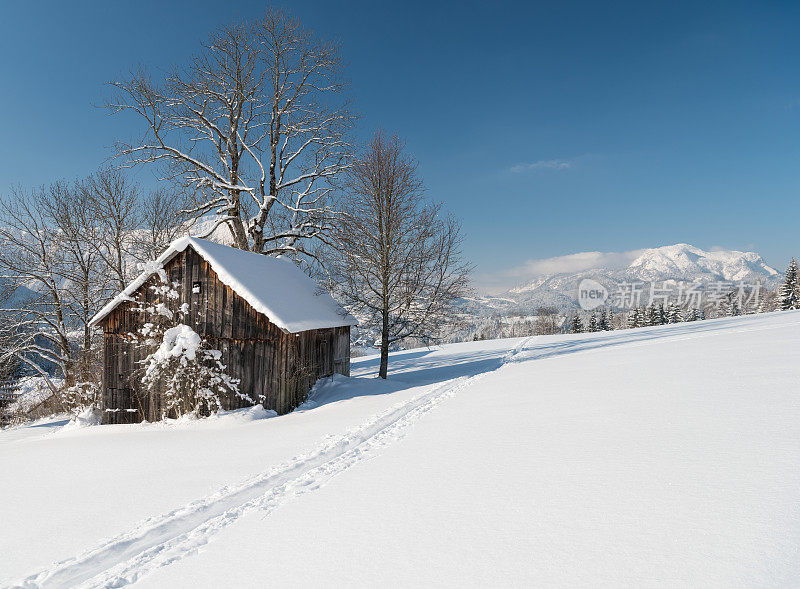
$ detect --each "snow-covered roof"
[89,237,357,333]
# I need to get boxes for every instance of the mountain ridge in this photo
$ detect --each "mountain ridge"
[470,243,782,314]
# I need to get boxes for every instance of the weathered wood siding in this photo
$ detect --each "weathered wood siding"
[100,246,350,424]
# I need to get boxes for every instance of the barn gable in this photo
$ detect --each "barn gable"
[92,239,354,424]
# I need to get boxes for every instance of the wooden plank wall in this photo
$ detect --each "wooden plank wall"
[100,246,350,424]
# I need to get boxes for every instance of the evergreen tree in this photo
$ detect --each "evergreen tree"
[667,302,681,324]
[778,259,799,310]
[598,308,610,331]
[760,290,782,313]
[717,298,729,318]
[570,314,583,334]
[657,303,667,325]
[684,308,700,322]
[627,310,638,329]
[607,308,615,330]
[588,313,598,332]
[645,305,657,326]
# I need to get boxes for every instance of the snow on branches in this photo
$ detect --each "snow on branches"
[778,259,799,311]
[107,9,355,262]
[130,268,250,419]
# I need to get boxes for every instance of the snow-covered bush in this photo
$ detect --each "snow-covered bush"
[131,268,249,420]
[59,381,100,417]
[141,323,244,418]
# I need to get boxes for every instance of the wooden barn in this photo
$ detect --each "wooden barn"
[89,237,356,425]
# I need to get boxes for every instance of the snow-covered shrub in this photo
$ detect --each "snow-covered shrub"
[131,268,249,420]
[59,381,100,417]
[141,323,244,418]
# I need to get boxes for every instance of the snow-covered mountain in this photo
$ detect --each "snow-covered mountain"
[622,243,779,283]
[468,244,781,313]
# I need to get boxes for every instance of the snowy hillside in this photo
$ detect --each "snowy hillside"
[2,312,800,586]
[470,243,781,313]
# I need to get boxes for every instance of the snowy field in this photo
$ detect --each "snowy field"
[2,312,800,587]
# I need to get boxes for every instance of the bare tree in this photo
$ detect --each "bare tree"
[81,167,142,292]
[107,8,355,262]
[0,177,128,395]
[39,181,105,372]
[0,186,81,390]
[327,131,471,379]
[138,188,187,262]
[534,307,559,335]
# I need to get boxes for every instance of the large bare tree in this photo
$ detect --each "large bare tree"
[107,9,355,262]
[327,131,472,379]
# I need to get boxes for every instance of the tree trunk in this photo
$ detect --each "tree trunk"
[379,309,390,379]
[83,286,91,359]
[228,213,250,251]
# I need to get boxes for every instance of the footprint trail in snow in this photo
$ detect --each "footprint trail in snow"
[12,337,534,589]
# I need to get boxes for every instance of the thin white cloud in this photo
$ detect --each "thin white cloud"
[474,248,646,294]
[509,158,572,173]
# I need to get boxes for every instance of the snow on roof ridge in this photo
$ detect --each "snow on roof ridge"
[89,237,357,333]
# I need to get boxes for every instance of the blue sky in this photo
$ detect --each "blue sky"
[1,1,799,292]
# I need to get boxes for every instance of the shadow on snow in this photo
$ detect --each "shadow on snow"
[303,314,786,411]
